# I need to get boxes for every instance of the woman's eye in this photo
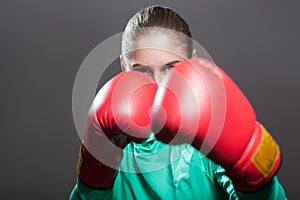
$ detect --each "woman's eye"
[162,65,173,73]
[134,67,151,74]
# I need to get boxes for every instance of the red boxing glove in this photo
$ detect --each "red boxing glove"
[151,57,281,192]
[78,71,157,188]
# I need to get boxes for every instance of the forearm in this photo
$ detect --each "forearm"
[214,164,287,199]
[77,144,120,189]
[69,178,113,200]
[236,176,287,200]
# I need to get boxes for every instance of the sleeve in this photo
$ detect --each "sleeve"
[213,165,287,200]
[69,178,113,200]
[236,176,287,200]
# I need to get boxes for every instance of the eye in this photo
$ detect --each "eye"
[161,62,178,74]
[132,66,152,75]
[162,65,172,73]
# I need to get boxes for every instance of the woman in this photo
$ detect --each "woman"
[70,5,287,199]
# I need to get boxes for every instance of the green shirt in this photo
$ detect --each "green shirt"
[70,134,287,200]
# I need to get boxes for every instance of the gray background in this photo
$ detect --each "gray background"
[1,0,299,199]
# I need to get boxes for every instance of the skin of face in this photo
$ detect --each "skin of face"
[120,34,196,84]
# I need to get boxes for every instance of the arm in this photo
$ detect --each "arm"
[214,165,287,199]
[151,57,284,193]
[70,71,157,198]
[69,178,113,200]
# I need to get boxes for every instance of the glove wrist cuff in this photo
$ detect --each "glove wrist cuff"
[229,122,281,192]
[77,145,121,189]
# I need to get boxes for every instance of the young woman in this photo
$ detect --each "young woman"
[70,5,287,199]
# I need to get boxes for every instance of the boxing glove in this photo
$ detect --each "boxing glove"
[78,71,157,188]
[151,57,281,192]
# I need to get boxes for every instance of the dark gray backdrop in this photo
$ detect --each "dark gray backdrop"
[1,0,299,199]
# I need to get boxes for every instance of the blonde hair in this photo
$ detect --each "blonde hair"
[122,5,193,62]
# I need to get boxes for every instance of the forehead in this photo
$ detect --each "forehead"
[128,36,187,65]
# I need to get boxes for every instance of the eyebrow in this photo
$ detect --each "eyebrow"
[130,63,145,69]
[164,60,181,67]
[130,60,181,68]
